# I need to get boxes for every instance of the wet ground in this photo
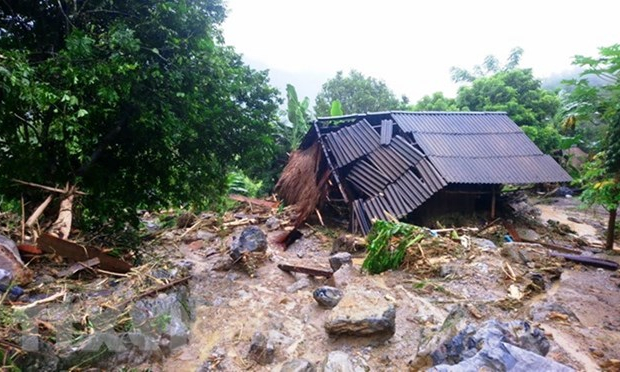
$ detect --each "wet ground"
[148,196,620,371]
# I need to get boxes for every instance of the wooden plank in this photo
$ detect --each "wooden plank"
[57,257,100,278]
[38,234,132,273]
[277,263,333,278]
[229,194,278,209]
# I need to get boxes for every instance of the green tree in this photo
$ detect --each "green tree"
[314,70,406,116]
[566,44,620,250]
[0,0,280,225]
[456,69,560,128]
[411,92,459,111]
[451,47,524,83]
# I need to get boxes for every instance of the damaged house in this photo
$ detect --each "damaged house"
[276,111,572,234]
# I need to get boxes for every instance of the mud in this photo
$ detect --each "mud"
[147,197,620,371]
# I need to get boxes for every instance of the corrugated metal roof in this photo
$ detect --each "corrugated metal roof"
[430,155,572,184]
[416,133,542,158]
[393,112,520,134]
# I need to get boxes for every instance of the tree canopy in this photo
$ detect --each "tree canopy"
[0,0,280,224]
[314,70,406,116]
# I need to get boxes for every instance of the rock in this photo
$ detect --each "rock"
[426,320,571,372]
[501,242,545,265]
[331,234,366,254]
[322,351,360,372]
[554,186,574,197]
[281,358,316,372]
[0,235,32,285]
[516,228,541,241]
[329,253,352,272]
[324,289,395,337]
[471,237,497,251]
[248,331,275,365]
[196,230,217,242]
[15,338,59,372]
[230,226,268,261]
[287,277,311,293]
[211,256,233,271]
[313,286,344,308]
[265,216,280,230]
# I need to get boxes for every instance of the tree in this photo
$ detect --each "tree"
[566,44,620,250]
[0,1,280,225]
[411,92,459,111]
[456,69,560,128]
[314,70,406,116]
[450,47,524,83]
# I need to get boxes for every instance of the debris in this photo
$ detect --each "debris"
[281,358,316,372]
[17,244,43,255]
[0,269,24,298]
[37,233,132,273]
[520,239,582,255]
[229,194,278,210]
[49,192,74,239]
[248,331,275,365]
[11,179,87,195]
[56,257,100,278]
[549,252,619,271]
[25,194,53,228]
[313,286,344,308]
[329,252,352,272]
[176,212,196,228]
[13,290,67,311]
[117,276,191,309]
[324,289,396,337]
[331,233,366,253]
[363,220,425,274]
[229,226,268,261]
[508,284,523,300]
[277,263,333,278]
[549,312,570,321]
[0,235,33,285]
[427,320,571,372]
[222,218,256,228]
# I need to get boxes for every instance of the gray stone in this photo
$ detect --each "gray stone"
[266,216,281,230]
[196,230,217,242]
[324,290,395,337]
[313,286,344,308]
[471,237,497,251]
[322,351,355,372]
[287,277,311,293]
[281,358,316,372]
[230,226,268,261]
[0,235,31,285]
[426,320,572,372]
[516,228,541,241]
[329,253,352,272]
[501,242,545,265]
[248,331,275,365]
[331,234,366,254]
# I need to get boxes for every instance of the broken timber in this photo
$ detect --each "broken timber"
[57,257,100,278]
[38,234,132,273]
[549,252,619,271]
[228,194,278,209]
[277,263,333,278]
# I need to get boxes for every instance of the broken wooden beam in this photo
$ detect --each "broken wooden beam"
[277,263,333,278]
[520,238,582,255]
[37,234,132,273]
[57,257,100,278]
[549,252,619,271]
[228,194,278,209]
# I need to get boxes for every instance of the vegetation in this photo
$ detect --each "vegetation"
[0,1,280,226]
[314,70,407,117]
[566,44,620,250]
[363,220,425,274]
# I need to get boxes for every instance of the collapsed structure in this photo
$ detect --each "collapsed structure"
[276,111,572,234]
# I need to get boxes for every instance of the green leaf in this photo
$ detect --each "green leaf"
[330,100,343,116]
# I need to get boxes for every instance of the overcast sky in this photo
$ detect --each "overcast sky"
[222,0,619,103]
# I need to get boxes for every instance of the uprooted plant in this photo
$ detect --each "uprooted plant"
[362,220,426,274]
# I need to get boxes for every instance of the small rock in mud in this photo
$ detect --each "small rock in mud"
[281,358,316,372]
[248,331,275,365]
[331,234,366,254]
[470,237,497,251]
[324,289,395,337]
[287,277,311,293]
[265,216,280,230]
[313,286,344,308]
[501,242,545,264]
[230,226,268,261]
[329,252,352,272]
[196,230,217,242]
[322,351,356,372]
[211,255,233,271]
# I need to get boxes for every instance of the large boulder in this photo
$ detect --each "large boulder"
[230,226,267,261]
[0,235,32,285]
[324,289,395,337]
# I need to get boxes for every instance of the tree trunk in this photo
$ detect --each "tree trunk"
[606,207,617,250]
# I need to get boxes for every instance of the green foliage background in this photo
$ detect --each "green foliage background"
[0,1,280,225]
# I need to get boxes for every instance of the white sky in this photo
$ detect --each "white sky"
[222,0,619,103]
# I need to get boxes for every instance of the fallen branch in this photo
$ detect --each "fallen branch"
[26,194,53,227]
[277,263,333,278]
[13,290,66,311]
[549,252,619,271]
[50,192,74,239]
[222,218,255,228]
[57,257,100,278]
[117,275,192,309]
[229,194,278,209]
[12,179,87,195]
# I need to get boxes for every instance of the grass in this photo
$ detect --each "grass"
[362,220,425,274]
